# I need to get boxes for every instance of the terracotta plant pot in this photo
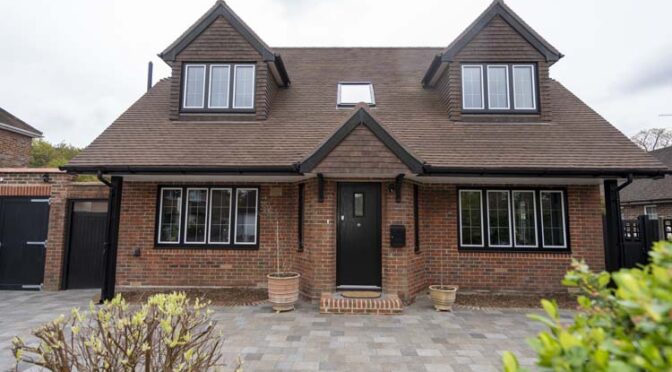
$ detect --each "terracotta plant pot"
[429,285,458,311]
[267,272,301,312]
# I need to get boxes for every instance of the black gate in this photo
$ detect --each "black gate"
[63,200,108,289]
[0,197,50,289]
[622,215,660,268]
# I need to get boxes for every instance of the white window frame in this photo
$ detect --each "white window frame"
[512,190,538,248]
[486,190,512,248]
[644,205,658,220]
[157,187,183,245]
[540,190,567,249]
[512,64,537,110]
[459,189,484,247]
[208,64,231,109]
[232,64,256,109]
[337,82,376,106]
[184,187,209,245]
[234,187,259,245]
[487,65,510,110]
[461,65,485,110]
[207,188,233,244]
[182,64,207,109]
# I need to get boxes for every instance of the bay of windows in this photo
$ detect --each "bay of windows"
[462,63,537,112]
[459,189,568,250]
[182,63,255,111]
[157,186,258,248]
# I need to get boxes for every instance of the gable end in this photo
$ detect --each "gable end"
[300,108,424,174]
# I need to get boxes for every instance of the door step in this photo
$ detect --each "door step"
[319,292,403,315]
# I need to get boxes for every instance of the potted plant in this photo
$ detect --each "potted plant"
[429,247,458,311]
[267,220,300,312]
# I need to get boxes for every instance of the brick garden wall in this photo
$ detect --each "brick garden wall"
[621,203,672,221]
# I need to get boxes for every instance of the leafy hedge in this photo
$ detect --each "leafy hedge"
[12,292,238,371]
[504,241,672,371]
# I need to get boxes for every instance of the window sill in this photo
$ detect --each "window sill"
[458,247,571,254]
[153,244,259,250]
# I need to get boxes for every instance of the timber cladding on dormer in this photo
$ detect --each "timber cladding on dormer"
[425,0,562,123]
[160,1,289,121]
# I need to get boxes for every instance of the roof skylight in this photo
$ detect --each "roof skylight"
[337,82,375,106]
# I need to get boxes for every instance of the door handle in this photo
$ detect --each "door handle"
[26,241,47,246]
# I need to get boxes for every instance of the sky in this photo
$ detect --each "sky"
[0,0,670,147]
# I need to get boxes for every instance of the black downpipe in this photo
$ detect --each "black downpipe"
[97,173,123,303]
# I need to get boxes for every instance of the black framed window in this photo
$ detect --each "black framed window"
[540,191,567,248]
[156,186,259,249]
[459,190,484,247]
[458,188,569,251]
[298,184,305,252]
[181,63,255,112]
[461,63,537,113]
[486,190,512,247]
[157,188,182,244]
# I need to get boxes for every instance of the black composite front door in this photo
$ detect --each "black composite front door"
[337,183,381,288]
[0,197,50,289]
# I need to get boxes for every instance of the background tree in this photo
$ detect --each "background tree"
[630,128,672,151]
[29,139,81,168]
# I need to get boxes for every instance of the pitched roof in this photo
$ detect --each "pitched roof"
[300,105,423,174]
[0,107,42,138]
[159,0,289,86]
[423,0,563,86]
[620,146,672,203]
[65,47,666,177]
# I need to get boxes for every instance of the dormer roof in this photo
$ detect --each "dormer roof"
[159,0,290,86]
[423,0,563,86]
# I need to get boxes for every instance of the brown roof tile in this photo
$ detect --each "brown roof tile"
[0,107,42,137]
[67,48,665,175]
[621,146,672,203]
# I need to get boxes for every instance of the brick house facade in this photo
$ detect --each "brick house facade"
[0,107,42,167]
[63,0,666,301]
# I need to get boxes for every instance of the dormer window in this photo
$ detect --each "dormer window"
[182,63,255,111]
[338,82,375,107]
[461,63,537,113]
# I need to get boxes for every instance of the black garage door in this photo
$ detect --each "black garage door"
[63,200,108,289]
[0,197,50,289]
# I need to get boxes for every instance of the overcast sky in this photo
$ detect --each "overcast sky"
[1,0,670,147]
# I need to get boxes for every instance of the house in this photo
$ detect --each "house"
[60,0,667,302]
[0,107,42,167]
[621,146,672,239]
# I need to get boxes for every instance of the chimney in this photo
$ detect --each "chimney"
[147,61,153,92]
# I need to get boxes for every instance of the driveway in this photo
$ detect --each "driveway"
[0,290,563,371]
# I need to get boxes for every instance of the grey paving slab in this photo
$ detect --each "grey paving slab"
[0,290,564,371]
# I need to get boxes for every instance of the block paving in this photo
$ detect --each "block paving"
[0,289,573,371]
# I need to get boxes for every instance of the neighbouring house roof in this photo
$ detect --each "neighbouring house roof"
[620,146,672,203]
[65,47,666,177]
[0,107,42,138]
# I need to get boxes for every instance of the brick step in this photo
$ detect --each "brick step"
[319,292,403,315]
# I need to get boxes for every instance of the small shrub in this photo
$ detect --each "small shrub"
[503,241,672,371]
[11,292,235,371]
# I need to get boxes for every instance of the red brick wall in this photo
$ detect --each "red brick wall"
[621,203,672,221]
[110,179,605,299]
[0,130,32,167]
[115,182,297,289]
[420,184,604,294]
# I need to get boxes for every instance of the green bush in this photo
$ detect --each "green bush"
[503,241,672,371]
[11,292,239,371]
